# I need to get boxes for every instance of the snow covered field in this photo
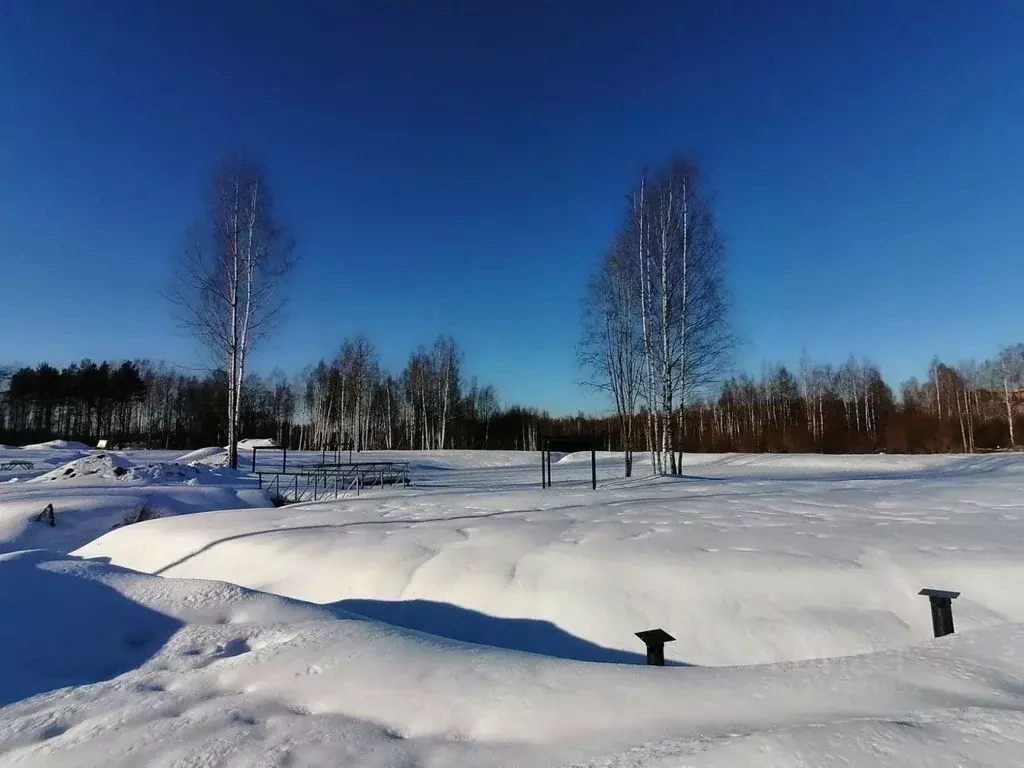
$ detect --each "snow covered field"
[0,443,270,554]
[3,447,1024,766]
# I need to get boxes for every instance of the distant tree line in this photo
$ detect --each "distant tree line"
[3,343,1023,456]
[0,336,550,451]
[677,346,1024,454]
[566,346,1024,457]
[12,153,1008,461]
[0,360,284,449]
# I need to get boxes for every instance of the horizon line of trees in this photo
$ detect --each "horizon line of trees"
[2,342,1023,456]
[0,334,544,452]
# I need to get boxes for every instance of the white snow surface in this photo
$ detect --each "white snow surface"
[3,450,1024,765]
[235,438,279,449]
[1,550,1024,767]
[0,447,269,555]
[177,446,229,465]
[81,451,1024,667]
[18,440,94,451]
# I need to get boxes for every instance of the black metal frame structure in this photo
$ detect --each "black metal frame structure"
[255,461,411,503]
[251,445,287,473]
[319,432,356,466]
[250,443,409,503]
[541,437,598,490]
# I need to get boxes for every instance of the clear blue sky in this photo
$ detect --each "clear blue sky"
[1,1,1022,415]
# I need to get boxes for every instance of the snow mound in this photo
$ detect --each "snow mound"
[555,451,592,464]
[176,446,227,464]
[0,550,332,709]
[28,454,242,485]
[20,439,93,451]
[235,437,278,449]
[30,453,135,482]
[124,462,203,484]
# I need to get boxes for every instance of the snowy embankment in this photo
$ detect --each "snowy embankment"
[2,549,1024,767]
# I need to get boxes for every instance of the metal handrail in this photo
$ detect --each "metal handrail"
[254,460,410,503]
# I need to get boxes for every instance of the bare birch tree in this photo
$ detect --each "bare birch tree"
[578,234,643,476]
[997,344,1024,447]
[626,159,732,474]
[166,157,295,469]
[580,157,731,476]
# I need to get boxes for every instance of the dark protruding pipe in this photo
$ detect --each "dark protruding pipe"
[919,588,961,638]
[635,628,676,666]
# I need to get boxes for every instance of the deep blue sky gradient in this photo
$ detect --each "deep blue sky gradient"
[1,1,1022,414]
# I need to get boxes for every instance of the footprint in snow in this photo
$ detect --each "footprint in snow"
[39,723,68,741]
[216,638,252,658]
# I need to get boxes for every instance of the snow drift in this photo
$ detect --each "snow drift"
[176,446,228,465]
[2,550,1024,767]
[29,453,240,485]
[19,440,93,451]
[235,438,279,449]
[79,452,1024,667]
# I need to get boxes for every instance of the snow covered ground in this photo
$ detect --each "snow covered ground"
[3,447,1024,766]
[0,445,270,554]
[79,451,1024,666]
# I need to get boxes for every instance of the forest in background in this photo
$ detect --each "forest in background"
[4,157,1018,460]
[2,339,1022,456]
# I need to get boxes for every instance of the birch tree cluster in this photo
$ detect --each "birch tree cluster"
[296,335,500,452]
[687,357,893,453]
[579,158,732,475]
[906,346,1024,453]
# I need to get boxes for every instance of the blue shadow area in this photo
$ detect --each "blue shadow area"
[0,551,182,707]
[332,598,690,666]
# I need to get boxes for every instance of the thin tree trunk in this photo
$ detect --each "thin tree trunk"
[955,386,968,453]
[1004,375,1016,448]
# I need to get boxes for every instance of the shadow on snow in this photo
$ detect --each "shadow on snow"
[332,597,691,666]
[0,551,181,707]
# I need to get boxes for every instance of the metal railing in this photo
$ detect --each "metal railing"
[255,461,411,503]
